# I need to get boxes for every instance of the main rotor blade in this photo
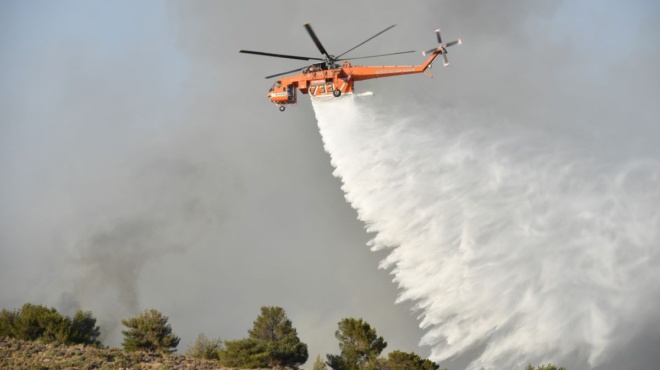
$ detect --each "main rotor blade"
[339,50,416,61]
[336,24,397,59]
[240,50,323,61]
[265,66,306,79]
[304,23,330,58]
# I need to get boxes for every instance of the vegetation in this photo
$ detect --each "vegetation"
[248,306,309,367]
[526,365,567,370]
[218,337,269,368]
[0,303,100,346]
[0,336,226,370]
[185,333,222,360]
[327,318,387,370]
[66,310,102,346]
[1,302,569,370]
[383,350,440,370]
[121,308,180,353]
[325,319,450,370]
[313,354,329,370]
[218,306,308,368]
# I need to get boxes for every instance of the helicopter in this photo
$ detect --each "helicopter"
[240,23,461,112]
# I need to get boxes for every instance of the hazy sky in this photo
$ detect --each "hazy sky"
[1,1,659,369]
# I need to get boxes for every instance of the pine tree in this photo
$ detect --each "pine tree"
[67,310,101,345]
[526,365,567,370]
[218,306,309,368]
[218,338,268,368]
[327,318,387,370]
[121,309,180,353]
[248,306,308,368]
[0,309,17,338]
[385,350,439,370]
[313,354,329,370]
[0,304,102,346]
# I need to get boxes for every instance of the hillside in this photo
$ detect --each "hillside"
[0,337,244,370]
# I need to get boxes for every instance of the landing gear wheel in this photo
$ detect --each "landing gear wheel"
[279,106,285,112]
[333,89,341,97]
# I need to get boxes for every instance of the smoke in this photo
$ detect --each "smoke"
[55,153,234,344]
[312,96,660,369]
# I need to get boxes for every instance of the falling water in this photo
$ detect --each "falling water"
[312,96,660,369]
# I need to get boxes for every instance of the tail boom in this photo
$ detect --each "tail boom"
[347,28,460,81]
[347,50,441,81]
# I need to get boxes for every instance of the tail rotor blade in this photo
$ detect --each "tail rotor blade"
[435,29,443,45]
[446,39,462,48]
[424,28,461,63]
[422,47,437,56]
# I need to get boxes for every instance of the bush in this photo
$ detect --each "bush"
[185,333,222,360]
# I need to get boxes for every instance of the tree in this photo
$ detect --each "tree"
[218,306,308,369]
[185,333,222,360]
[313,354,329,370]
[0,304,101,346]
[0,309,18,338]
[67,310,101,345]
[248,306,309,368]
[327,318,387,370]
[525,365,567,370]
[10,303,67,342]
[218,338,268,368]
[121,309,180,353]
[385,350,439,370]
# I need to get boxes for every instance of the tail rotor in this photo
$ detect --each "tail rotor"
[422,28,461,66]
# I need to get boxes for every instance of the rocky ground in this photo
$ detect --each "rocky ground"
[0,337,240,369]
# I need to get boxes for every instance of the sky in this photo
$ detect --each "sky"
[1,1,659,369]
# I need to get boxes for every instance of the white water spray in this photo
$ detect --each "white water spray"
[312,96,660,369]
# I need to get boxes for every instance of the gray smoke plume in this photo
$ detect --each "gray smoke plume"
[58,154,234,344]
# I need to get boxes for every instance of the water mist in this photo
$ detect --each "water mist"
[312,96,660,370]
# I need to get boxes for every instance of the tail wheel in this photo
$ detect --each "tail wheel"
[279,106,285,112]
[333,89,341,97]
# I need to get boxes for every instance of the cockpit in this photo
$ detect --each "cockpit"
[267,80,296,106]
[303,63,332,74]
[268,80,283,92]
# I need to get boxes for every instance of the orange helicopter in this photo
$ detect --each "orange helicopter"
[240,23,461,112]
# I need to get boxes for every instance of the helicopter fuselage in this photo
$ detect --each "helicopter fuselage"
[267,51,441,107]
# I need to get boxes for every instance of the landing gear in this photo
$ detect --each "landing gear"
[279,106,286,112]
[333,89,341,97]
